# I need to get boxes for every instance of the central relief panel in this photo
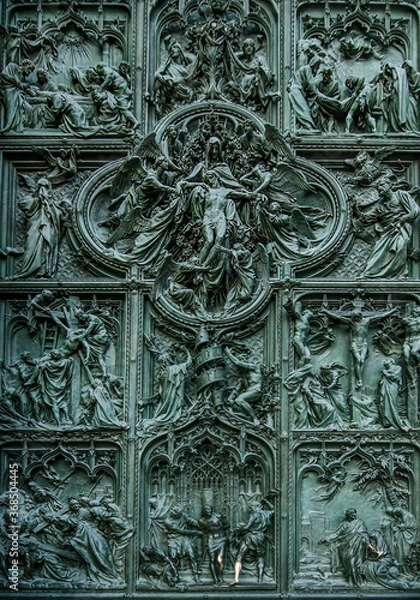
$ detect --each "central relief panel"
[68,0,350,590]
[75,105,348,289]
[71,108,348,591]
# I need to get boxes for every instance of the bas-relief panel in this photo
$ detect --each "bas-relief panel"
[295,445,420,591]
[0,292,126,430]
[1,440,129,588]
[0,0,420,598]
[290,1,420,136]
[0,4,135,137]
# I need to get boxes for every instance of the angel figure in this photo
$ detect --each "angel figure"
[141,335,192,430]
[101,133,180,254]
[344,148,395,188]
[217,242,256,315]
[240,125,329,259]
[33,146,78,185]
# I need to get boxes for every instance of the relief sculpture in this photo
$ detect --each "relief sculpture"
[290,2,420,135]
[1,0,420,597]
[285,293,420,432]
[0,443,129,588]
[77,112,346,315]
[151,0,276,115]
[0,293,125,431]
[296,444,420,591]
[0,9,133,137]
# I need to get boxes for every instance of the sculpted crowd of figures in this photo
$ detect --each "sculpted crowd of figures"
[285,295,419,431]
[0,292,125,431]
[0,59,138,136]
[2,2,420,137]
[88,115,337,318]
[140,492,275,588]
[0,480,133,586]
[288,2,420,136]
[151,0,276,115]
[288,36,420,134]
[2,127,420,287]
[2,289,420,436]
[314,507,419,590]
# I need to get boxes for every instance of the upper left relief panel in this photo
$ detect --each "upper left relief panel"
[0,2,137,138]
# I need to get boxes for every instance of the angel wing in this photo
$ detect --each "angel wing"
[32,146,56,167]
[109,156,147,199]
[252,243,270,280]
[290,207,316,239]
[106,205,145,245]
[373,146,396,163]
[134,132,162,160]
[264,123,296,162]
[270,162,316,195]
[18,173,37,192]
[144,332,166,356]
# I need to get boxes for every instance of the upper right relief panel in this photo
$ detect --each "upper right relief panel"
[289,0,419,136]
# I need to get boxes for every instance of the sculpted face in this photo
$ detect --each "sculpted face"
[345,508,357,521]
[242,38,255,56]
[376,176,392,195]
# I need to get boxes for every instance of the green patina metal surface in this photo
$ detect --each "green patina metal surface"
[0,1,420,599]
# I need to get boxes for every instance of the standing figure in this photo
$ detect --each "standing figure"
[385,507,419,570]
[232,37,274,110]
[285,298,313,366]
[28,349,73,425]
[163,506,202,583]
[287,56,320,130]
[198,504,230,585]
[377,359,409,431]
[0,59,35,132]
[17,178,64,279]
[230,499,274,585]
[153,40,194,113]
[91,497,133,573]
[1,352,41,419]
[402,304,420,383]
[225,347,263,424]
[74,310,110,376]
[218,243,255,314]
[185,169,242,268]
[142,338,192,430]
[320,508,370,587]
[373,63,411,132]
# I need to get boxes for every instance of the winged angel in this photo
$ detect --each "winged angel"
[99,124,330,315]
